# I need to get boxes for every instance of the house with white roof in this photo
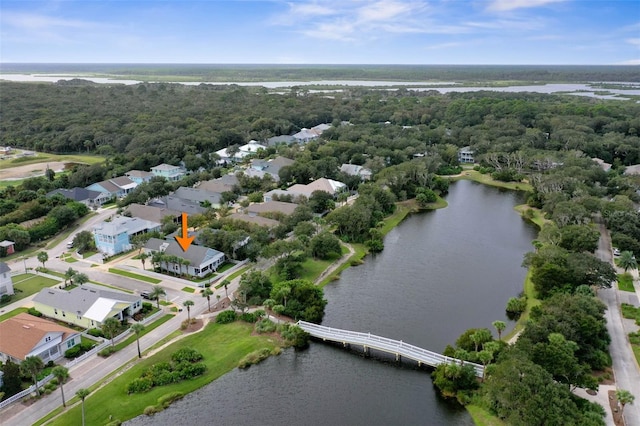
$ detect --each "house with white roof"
[340,164,373,180]
[292,128,321,143]
[32,284,142,328]
[245,156,294,182]
[86,176,138,200]
[93,216,160,256]
[458,146,475,164]
[215,141,267,163]
[125,170,154,184]
[0,313,81,364]
[263,178,346,202]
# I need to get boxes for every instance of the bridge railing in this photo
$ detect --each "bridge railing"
[297,321,484,376]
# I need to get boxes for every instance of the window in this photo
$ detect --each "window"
[45,336,51,342]
[67,338,75,348]
[62,311,65,317]
[54,309,58,315]
[91,320,94,326]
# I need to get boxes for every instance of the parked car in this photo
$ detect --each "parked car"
[140,291,153,300]
[613,247,621,256]
[66,241,74,249]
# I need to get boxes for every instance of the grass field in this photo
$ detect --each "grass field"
[44,322,278,426]
[514,204,550,229]
[1,273,61,307]
[113,314,174,352]
[108,268,161,284]
[453,169,533,192]
[0,153,104,170]
[0,307,29,322]
[467,404,506,426]
[181,286,195,293]
[618,273,635,292]
[503,269,541,341]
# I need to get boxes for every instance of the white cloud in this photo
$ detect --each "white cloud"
[357,1,419,22]
[424,41,462,50]
[616,59,640,65]
[287,2,337,17]
[627,38,640,46]
[487,0,567,12]
[2,11,99,30]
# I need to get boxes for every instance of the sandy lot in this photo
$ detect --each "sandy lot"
[0,161,68,180]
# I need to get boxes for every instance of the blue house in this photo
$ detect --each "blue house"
[93,216,160,256]
[125,170,154,184]
[87,176,138,200]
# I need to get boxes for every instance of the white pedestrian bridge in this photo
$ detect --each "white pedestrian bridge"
[297,320,485,377]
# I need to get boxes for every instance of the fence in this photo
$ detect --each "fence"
[0,373,55,411]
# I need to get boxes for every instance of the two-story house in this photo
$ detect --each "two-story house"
[0,262,14,296]
[93,216,160,256]
[150,163,185,181]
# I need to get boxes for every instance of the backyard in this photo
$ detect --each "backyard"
[0,274,60,308]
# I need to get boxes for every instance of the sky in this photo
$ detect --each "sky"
[0,0,638,65]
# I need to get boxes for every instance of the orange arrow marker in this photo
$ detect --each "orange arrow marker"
[175,212,194,252]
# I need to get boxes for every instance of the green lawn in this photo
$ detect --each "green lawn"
[503,269,541,341]
[181,286,196,293]
[215,266,250,288]
[0,152,104,170]
[113,314,174,352]
[0,307,29,322]
[216,262,235,273]
[1,274,60,307]
[318,243,368,288]
[467,404,506,426]
[108,268,161,284]
[514,204,550,229]
[621,303,640,325]
[453,169,533,192]
[618,273,635,292]
[45,322,278,426]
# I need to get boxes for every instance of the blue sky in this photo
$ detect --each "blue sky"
[1,0,638,64]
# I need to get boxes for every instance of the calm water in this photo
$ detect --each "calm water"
[125,180,537,426]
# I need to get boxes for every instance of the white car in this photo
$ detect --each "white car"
[66,241,74,249]
[613,248,621,256]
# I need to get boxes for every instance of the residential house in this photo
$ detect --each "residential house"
[93,216,160,256]
[263,177,346,202]
[458,146,475,164]
[228,213,280,228]
[144,238,225,281]
[125,170,154,184]
[125,203,181,224]
[623,164,640,176]
[246,156,294,182]
[292,128,320,143]
[150,163,185,181]
[0,313,81,364]
[0,240,15,256]
[340,164,372,180]
[196,179,236,195]
[86,176,138,200]
[215,141,267,163]
[148,195,206,216]
[246,201,298,217]
[173,187,222,209]
[32,284,143,328]
[47,187,105,207]
[0,262,14,296]
[592,158,612,172]
[266,135,295,147]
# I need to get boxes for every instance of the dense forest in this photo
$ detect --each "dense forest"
[1,78,640,424]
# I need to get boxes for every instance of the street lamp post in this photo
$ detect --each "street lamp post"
[22,257,27,274]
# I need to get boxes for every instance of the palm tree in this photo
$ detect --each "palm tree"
[139,252,149,270]
[37,251,48,269]
[20,356,44,395]
[76,388,91,426]
[263,298,275,320]
[619,251,638,272]
[73,272,89,286]
[130,323,145,358]
[151,251,163,271]
[202,288,213,311]
[150,286,166,309]
[183,300,194,323]
[276,286,291,308]
[477,350,493,381]
[64,267,76,286]
[51,366,69,407]
[182,259,191,277]
[616,389,635,416]
[222,280,230,298]
[492,320,506,341]
[175,257,184,276]
[102,317,120,347]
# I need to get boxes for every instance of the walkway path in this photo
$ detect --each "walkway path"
[596,222,640,426]
[314,242,355,285]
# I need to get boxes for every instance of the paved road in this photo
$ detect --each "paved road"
[596,223,640,426]
[0,208,251,425]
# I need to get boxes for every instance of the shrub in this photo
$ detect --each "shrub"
[87,328,104,338]
[157,392,184,408]
[142,302,153,313]
[126,377,153,394]
[28,307,43,317]
[99,346,117,357]
[238,348,273,369]
[0,294,12,304]
[80,341,95,351]
[176,362,206,379]
[65,345,82,359]
[239,312,257,323]
[505,296,527,317]
[216,310,237,324]
[171,348,203,363]
[255,319,277,334]
[143,406,159,416]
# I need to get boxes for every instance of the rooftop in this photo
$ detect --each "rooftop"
[93,216,160,237]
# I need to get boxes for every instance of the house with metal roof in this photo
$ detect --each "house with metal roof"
[144,238,225,280]
[0,262,13,296]
[0,241,15,256]
[246,156,295,182]
[86,176,138,199]
[0,313,81,364]
[215,141,267,163]
[47,187,106,207]
[246,201,298,217]
[340,164,373,180]
[32,284,142,328]
[125,203,181,224]
[125,170,154,184]
[93,216,160,256]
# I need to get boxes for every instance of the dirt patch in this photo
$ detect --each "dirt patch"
[609,390,626,426]
[0,161,68,180]
[594,368,615,385]
[182,318,204,333]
